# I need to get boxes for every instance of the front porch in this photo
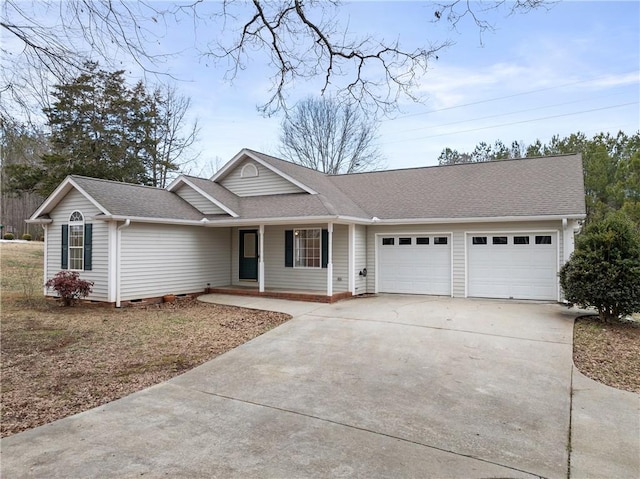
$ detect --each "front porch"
[226,223,363,300]
[207,285,354,303]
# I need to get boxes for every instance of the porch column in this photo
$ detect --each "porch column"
[327,222,333,297]
[258,224,265,293]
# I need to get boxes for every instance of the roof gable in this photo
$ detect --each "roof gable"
[167,176,239,217]
[212,149,317,196]
[30,176,111,220]
[32,176,207,222]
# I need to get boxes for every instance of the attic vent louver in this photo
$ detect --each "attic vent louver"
[240,163,259,178]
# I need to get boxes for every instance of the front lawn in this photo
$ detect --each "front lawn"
[0,241,289,437]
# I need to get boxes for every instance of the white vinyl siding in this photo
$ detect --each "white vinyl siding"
[331,224,349,293]
[175,185,227,215]
[452,232,466,297]
[230,228,242,286]
[46,189,109,301]
[220,159,305,197]
[120,224,231,300]
[367,221,564,298]
[354,225,367,295]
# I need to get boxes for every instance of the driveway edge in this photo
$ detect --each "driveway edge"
[569,365,640,478]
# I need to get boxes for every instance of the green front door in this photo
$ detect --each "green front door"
[239,230,258,281]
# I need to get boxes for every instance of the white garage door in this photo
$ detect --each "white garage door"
[467,233,558,300]
[378,235,451,295]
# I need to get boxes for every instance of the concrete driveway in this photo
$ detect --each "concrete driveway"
[2,295,638,478]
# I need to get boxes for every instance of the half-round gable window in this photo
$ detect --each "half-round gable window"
[69,211,84,222]
[240,163,259,178]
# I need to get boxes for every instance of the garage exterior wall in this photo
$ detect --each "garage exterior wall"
[366,220,565,297]
[45,189,110,302]
[120,224,231,300]
[354,225,367,295]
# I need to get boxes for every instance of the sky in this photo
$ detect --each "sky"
[157,0,640,174]
[5,1,640,174]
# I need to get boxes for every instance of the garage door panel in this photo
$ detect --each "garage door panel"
[468,234,557,301]
[379,236,451,295]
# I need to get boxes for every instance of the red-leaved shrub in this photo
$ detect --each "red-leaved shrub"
[45,271,94,306]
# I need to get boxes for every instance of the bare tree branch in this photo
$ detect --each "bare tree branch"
[1,0,172,123]
[1,0,552,121]
[147,84,200,187]
[433,0,553,36]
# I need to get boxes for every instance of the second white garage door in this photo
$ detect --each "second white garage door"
[467,233,558,300]
[378,235,451,295]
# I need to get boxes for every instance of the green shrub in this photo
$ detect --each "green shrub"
[560,212,640,322]
[22,233,32,241]
[3,233,14,240]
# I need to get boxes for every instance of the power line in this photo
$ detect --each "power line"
[381,102,639,145]
[387,70,639,120]
[397,91,628,135]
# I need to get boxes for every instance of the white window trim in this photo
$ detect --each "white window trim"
[240,163,259,178]
[293,228,322,269]
[68,210,84,271]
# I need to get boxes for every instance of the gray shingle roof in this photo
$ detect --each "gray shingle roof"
[41,151,585,223]
[329,154,586,219]
[72,176,204,220]
[181,175,241,213]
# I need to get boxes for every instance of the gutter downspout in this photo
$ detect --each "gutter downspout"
[116,219,131,307]
[42,224,49,296]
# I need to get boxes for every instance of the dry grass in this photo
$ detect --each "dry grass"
[573,316,640,394]
[0,241,290,437]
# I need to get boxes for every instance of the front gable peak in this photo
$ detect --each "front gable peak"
[211,149,317,197]
[29,176,110,220]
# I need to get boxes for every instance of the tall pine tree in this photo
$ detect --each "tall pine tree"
[6,63,198,196]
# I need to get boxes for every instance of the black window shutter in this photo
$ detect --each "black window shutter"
[84,224,93,271]
[322,229,329,268]
[285,230,293,267]
[61,225,69,269]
